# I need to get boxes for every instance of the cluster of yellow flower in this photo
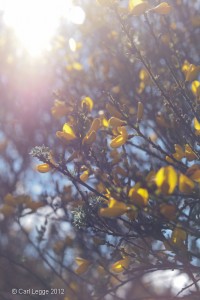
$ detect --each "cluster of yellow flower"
[97,0,172,16]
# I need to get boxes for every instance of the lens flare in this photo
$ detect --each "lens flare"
[0,0,85,56]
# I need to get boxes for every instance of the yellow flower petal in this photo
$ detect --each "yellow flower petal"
[139,68,150,82]
[194,117,200,135]
[0,205,15,217]
[63,123,77,138]
[185,64,200,82]
[75,257,91,275]
[108,117,126,128]
[191,81,200,100]
[171,227,187,247]
[80,170,89,182]
[4,193,16,206]
[117,126,128,139]
[51,100,70,119]
[186,164,200,183]
[179,173,195,194]
[82,131,96,145]
[99,198,127,218]
[36,163,51,173]
[174,144,184,157]
[129,187,149,207]
[182,60,190,75]
[150,2,172,15]
[110,135,126,148]
[81,97,94,112]
[106,103,122,118]
[110,257,130,273]
[88,118,101,134]
[155,166,177,194]
[165,155,173,164]
[129,0,149,16]
[185,144,198,161]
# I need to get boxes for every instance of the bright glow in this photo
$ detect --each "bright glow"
[0,0,85,57]
[143,270,193,296]
[69,38,77,52]
[68,6,86,25]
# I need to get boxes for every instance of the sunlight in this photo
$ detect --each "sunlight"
[0,0,85,57]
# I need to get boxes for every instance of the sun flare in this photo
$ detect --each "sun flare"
[0,0,85,57]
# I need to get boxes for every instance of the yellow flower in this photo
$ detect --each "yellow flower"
[56,123,77,141]
[194,117,200,135]
[150,2,172,15]
[191,81,200,100]
[110,126,128,148]
[173,144,185,161]
[99,198,127,218]
[129,186,149,207]
[82,131,96,145]
[186,164,200,183]
[179,173,195,194]
[108,117,126,128]
[165,156,173,164]
[81,97,94,112]
[99,113,109,128]
[4,193,16,206]
[185,144,198,161]
[0,205,15,217]
[185,64,200,82]
[110,256,130,273]
[72,62,83,71]
[80,170,90,182]
[88,118,101,135]
[110,135,125,148]
[51,100,70,119]
[36,163,51,173]
[129,0,150,16]
[75,257,91,275]
[171,226,187,248]
[182,60,190,76]
[139,69,150,83]
[155,166,177,195]
[82,118,100,145]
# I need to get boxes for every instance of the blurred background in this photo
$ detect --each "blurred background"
[0,0,200,299]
